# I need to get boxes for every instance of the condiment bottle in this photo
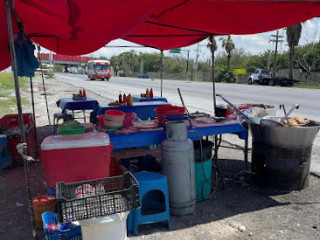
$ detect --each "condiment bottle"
[146,88,150,98]
[83,89,86,97]
[119,91,122,103]
[127,94,133,106]
[123,93,127,103]
[150,88,153,98]
[79,89,82,96]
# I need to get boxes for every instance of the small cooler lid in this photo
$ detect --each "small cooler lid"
[41,132,110,150]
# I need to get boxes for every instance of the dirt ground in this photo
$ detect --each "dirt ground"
[0,76,319,240]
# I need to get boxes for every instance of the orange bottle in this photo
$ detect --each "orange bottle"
[79,89,82,96]
[127,94,133,106]
[146,88,150,98]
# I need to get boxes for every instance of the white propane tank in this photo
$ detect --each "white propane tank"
[161,121,196,215]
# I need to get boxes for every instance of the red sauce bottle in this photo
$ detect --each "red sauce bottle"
[150,88,153,98]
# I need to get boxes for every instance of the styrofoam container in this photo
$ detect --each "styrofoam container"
[41,132,112,188]
[78,212,129,240]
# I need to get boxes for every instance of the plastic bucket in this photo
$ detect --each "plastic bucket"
[123,113,136,127]
[79,212,129,240]
[104,110,125,128]
[33,195,56,229]
[195,158,212,201]
[59,125,86,135]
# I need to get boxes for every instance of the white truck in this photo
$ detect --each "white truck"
[248,69,299,86]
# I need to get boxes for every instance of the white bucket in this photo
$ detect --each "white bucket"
[104,110,125,128]
[79,212,129,240]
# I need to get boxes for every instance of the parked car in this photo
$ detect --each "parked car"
[248,69,299,86]
[138,72,149,78]
[248,69,271,85]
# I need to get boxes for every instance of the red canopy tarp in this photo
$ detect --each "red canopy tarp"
[123,0,320,49]
[2,0,320,71]
[0,0,159,70]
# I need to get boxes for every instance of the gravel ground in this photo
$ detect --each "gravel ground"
[0,76,319,240]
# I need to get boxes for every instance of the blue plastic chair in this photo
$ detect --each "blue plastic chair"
[127,171,171,235]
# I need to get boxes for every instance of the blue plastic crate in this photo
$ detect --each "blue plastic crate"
[42,212,82,240]
[0,135,12,172]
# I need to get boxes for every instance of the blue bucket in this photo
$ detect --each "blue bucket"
[195,158,212,201]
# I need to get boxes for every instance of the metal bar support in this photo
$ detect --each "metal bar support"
[5,0,37,239]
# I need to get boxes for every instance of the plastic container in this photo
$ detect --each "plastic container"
[33,196,56,230]
[123,113,136,127]
[79,212,129,240]
[195,158,212,201]
[42,211,82,240]
[56,172,140,223]
[104,110,125,128]
[59,125,86,135]
[0,135,12,171]
[41,132,112,188]
[155,105,186,123]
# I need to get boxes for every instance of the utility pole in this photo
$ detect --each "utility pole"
[269,30,284,77]
[186,50,189,81]
[194,43,200,81]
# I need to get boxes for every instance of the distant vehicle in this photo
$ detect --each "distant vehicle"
[248,69,271,85]
[138,72,149,78]
[69,66,78,74]
[87,60,112,81]
[248,69,299,86]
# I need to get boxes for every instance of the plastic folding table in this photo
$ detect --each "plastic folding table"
[108,119,249,189]
[132,95,168,103]
[56,97,99,122]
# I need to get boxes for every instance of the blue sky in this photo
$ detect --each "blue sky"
[91,18,320,63]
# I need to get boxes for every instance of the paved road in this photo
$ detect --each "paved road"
[55,73,320,174]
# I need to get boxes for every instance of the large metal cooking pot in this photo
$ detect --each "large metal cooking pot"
[250,117,320,148]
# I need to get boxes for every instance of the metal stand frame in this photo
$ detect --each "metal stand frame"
[5,1,37,238]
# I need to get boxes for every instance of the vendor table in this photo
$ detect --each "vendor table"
[132,95,168,103]
[56,97,99,122]
[92,101,170,121]
[108,120,248,189]
[57,97,99,114]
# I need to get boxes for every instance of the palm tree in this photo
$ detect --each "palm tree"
[286,23,302,79]
[219,36,235,72]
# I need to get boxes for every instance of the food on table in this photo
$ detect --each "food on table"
[283,116,310,127]
[60,120,80,127]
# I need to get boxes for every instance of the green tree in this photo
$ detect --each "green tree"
[219,36,235,72]
[286,23,302,79]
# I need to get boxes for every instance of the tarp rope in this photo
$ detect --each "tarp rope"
[37,46,51,125]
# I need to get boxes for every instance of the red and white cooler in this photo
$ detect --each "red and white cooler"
[41,132,112,188]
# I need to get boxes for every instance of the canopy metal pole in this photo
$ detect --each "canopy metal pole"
[160,50,163,97]
[209,36,217,116]
[29,77,38,156]
[5,1,37,239]
[37,46,51,125]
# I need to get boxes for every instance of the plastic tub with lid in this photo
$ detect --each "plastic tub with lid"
[41,132,112,188]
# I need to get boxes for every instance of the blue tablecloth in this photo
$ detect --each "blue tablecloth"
[92,101,170,122]
[132,95,168,103]
[56,98,99,114]
[109,120,248,149]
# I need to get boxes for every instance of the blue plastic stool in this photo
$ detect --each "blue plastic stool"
[127,171,171,235]
[0,135,12,172]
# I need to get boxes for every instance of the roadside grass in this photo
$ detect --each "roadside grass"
[0,92,29,116]
[294,85,320,89]
[0,72,28,89]
[0,73,29,116]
